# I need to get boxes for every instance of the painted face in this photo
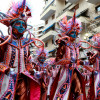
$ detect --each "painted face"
[91,33,100,51]
[12,20,26,34]
[69,32,77,38]
[92,36,100,50]
[38,52,46,64]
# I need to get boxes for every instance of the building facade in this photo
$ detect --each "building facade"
[33,23,44,38]
[39,0,100,96]
[29,23,44,57]
[40,0,100,58]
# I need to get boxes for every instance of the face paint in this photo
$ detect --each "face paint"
[69,32,77,38]
[93,37,100,50]
[38,52,46,64]
[38,56,46,64]
[12,20,26,34]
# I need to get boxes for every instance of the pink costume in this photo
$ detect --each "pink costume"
[50,12,86,100]
[85,33,100,100]
[30,49,52,100]
[0,0,44,100]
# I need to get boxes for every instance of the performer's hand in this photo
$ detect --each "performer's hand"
[5,68,10,75]
[87,51,93,56]
[29,68,34,75]
[71,57,77,63]
[76,60,84,65]
[42,82,47,91]
[87,51,96,65]
[89,55,96,65]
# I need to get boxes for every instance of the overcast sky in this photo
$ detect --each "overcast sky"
[0,0,45,35]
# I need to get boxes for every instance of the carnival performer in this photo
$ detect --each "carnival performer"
[85,33,100,100]
[47,57,58,99]
[30,49,50,100]
[0,0,44,100]
[30,49,57,100]
[50,12,86,100]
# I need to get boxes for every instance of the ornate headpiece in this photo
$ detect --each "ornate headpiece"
[58,11,82,37]
[36,48,48,64]
[92,33,100,49]
[36,48,48,58]
[0,0,31,26]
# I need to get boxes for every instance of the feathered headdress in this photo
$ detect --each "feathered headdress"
[57,11,82,37]
[36,48,48,64]
[36,48,48,58]
[0,0,31,26]
[92,33,100,49]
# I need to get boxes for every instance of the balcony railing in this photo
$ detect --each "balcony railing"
[86,0,100,4]
[56,4,73,18]
[41,0,55,16]
[39,30,55,41]
[44,19,56,31]
[67,0,80,4]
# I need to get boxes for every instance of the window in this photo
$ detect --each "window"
[65,1,67,5]
[45,20,48,25]
[52,39,54,44]
[39,26,44,30]
[96,5,100,12]
[52,14,55,19]
[45,0,48,4]
[70,4,79,12]
[76,9,89,17]
[80,9,89,17]
[45,42,48,47]
[52,52,56,57]
[39,31,42,34]
[45,24,55,33]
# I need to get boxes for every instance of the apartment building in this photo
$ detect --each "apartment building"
[29,23,44,56]
[39,0,100,95]
[40,0,100,58]
[40,0,57,57]
[33,23,44,38]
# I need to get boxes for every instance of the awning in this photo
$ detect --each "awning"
[43,23,55,32]
[76,13,81,17]
[89,36,93,39]
[76,9,88,17]
[48,48,56,53]
[94,15,100,19]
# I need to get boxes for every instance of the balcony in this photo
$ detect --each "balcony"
[67,0,80,4]
[39,30,56,41]
[56,10,73,22]
[40,2,56,20]
[93,26,100,33]
[43,19,56,32]
[44,0,55,8]
[77,16,90,23]
[76,9,90,23]
[86,0,100,4]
